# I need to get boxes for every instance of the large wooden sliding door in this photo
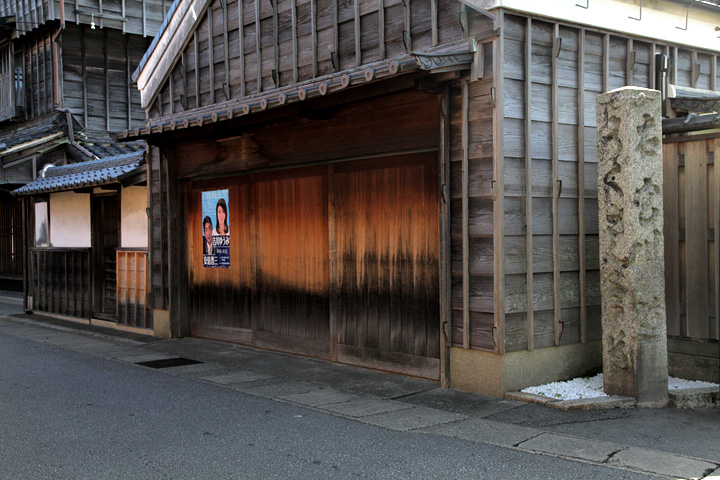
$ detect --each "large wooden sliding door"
[187,156,439,377]
[253,168,330,357]
[333,154,440,379]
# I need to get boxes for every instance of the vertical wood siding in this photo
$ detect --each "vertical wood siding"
[663,136,720,342]
[501,12,720,352]
[31,248,92,317]
[150,0,464,120]
[0,0,169,38]
[447,34,497,351]
[0,192,23,277]
[61,24,150,131]
[116,249,153,328]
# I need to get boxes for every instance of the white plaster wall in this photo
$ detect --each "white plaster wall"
[121,186,148,248]
[49,192,91,247]
[467,0,720,53]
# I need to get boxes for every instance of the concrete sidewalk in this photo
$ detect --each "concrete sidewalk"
[1,309,719,480]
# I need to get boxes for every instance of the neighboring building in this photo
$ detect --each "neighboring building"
[0,0,168,331]
[123,0,720,395]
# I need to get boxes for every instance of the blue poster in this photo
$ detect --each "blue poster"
[201,189,230,268]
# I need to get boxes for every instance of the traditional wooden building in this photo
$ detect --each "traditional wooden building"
[0,0,169,328]
[123,0,720,395]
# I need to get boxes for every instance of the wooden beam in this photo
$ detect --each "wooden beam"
[403,0,411,52]
[603,33,609,92]
[493,19,506,354]
[578,28,586,343]
[194,32,199,107]
[525,17,534,350]
[255,0,262,91]
[272,0,279,87]
[431,0,438,46]
[461,79,470,349]
[378,0,385,61]
[692,51,699,89]
[354,0,360,67]
[208,6,215,104]
[105,29,110,130]
[332,0,338,69]
[311,0,317,77]
[626,38,633,86]
[82,29,87,127]
[142,0,146,36]
[238,0,245,96]
[127,36,132,129]
[552,25,561,346]
[292,0,298,83]
[712,54,717,92]
[223,0,230,100]
[438,85,451,388]
[715,138,720,339]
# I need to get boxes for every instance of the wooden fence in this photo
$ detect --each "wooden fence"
[662,134,720,342]
[116,249,152,329]
[31,248,92,317]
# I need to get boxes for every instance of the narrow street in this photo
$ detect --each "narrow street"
[0,295,665,480]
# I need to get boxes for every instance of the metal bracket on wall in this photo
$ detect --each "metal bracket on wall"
[629,0,642,20]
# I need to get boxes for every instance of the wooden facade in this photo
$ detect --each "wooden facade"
[131,1,720,390]
[0,0,167,329]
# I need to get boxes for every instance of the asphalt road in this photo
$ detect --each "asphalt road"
[0,328,663,479]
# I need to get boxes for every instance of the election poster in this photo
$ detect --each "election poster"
[201,189,230,268]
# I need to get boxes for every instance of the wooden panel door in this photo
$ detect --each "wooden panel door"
[92,194,119,320]
[253,167,330,357]
[333,153,440,379]
[188,181,253,343]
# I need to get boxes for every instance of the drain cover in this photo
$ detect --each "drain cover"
[135,357,204,369]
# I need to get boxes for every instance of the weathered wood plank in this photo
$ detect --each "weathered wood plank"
[685,140,710,338]
[663,141,681,336]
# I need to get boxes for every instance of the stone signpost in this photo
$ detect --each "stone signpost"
[596,87,668,407]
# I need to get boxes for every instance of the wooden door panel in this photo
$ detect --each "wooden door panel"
[253,168,330,356]
[188,181,253,341]
[333,154,440,379]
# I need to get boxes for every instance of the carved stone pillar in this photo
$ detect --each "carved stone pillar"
[596,87,668,407]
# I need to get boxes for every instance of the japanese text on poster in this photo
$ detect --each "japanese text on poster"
[201,189,230,268]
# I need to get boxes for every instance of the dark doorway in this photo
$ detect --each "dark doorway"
[92,194,119,320]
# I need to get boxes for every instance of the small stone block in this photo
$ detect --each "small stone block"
[319,397,412,417]
[517,433,621,463]
[201,370,273,384]
[360,406,466,431]
[504,391,560,405]
[421,417,540,447]
[548,395,635,411]
[608,447,718,479]
[240,380,321,398]
[668,387,720,409]
[279,389,361,407]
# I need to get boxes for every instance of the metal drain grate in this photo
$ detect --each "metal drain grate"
[135,357,204,369]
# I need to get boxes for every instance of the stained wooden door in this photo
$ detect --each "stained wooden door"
[253,167,330,357]
[332,153,440,379]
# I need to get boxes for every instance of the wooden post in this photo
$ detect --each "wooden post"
[461,80,470,349]
[552,25,561,345]
[578,28,587,343]
[493,15,506,354]
[439,85,451,388]
[524,17,534,350]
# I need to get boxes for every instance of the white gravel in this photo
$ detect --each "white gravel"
[522,374,719,401]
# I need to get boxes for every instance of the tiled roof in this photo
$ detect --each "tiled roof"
[76,138,145,159]
[0,112,79,151]
[13,151,145,195]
